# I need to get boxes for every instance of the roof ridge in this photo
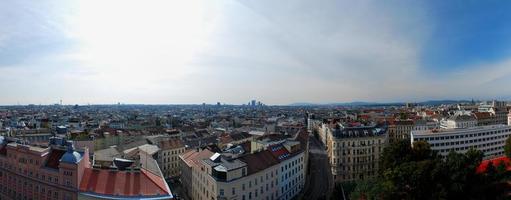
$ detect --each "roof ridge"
[140,168,170,194]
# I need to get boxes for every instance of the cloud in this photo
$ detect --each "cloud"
[1,0,511,104]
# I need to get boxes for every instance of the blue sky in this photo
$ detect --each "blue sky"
[1,0,511,105]
[420,0,511,72]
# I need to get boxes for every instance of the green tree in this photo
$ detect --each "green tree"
[380,140,413,172]
[411,141,433,161]
[349,139,500,200]
[505,136,511,159]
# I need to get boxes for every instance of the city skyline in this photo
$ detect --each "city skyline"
[2,0,511,105]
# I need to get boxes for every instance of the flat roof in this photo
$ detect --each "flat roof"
[412,124,511,136]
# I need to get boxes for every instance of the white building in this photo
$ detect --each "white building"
[411,125,511,159]
[413,119,440,131]
[440,114,477,129]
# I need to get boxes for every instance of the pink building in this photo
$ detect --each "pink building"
[0,137,173,200]
[0,137,89,200]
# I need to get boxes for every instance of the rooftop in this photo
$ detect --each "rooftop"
[332,125,387,138]
[79,168,172,199]
[158,139,184,150]
[202,155,247,171]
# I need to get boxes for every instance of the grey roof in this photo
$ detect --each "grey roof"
[139,152,163,177]
[448,114,476,122]
[123,144,159,156]
[95,147,121,162]
[202,155,246,171]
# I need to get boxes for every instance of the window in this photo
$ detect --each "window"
[232,187,235,195]
[219,189,224,196]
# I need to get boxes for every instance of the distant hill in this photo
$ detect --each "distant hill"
[288,100,473,107]
[419,100,472,106]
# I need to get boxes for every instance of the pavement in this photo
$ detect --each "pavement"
[302,135,334,200]
[167,178,188,200]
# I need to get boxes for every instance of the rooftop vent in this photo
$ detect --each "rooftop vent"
[210,153,221,162]
[113,158,135,170]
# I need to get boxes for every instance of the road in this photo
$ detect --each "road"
[303,135,334,200]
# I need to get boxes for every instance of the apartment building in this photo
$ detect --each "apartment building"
[326,124,388,182]
[0,138,89,200]
[0,136,174,200]
[180,148,216,200]
[411,125,511,159]
[387,120,414,143]
[158,138,185,178]
[479,100,508,125]
[181,131,309,200]
[440,115,477,129]
[473,112,495,126]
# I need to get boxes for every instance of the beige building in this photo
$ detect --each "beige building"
[180,148,215,200]
[326,124,388,182]
[157,138,185,178]
[387,120,414,143]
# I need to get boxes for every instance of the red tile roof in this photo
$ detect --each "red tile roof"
[239,150,280,175]
[477,156,511,173]
[180,149,214,168]
[473,112,492,119]
[159,139,184,150]
[79,168,171,198]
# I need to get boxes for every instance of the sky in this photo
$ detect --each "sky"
[1,0,511,105]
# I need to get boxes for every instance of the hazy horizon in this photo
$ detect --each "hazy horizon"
[2,0,511,105]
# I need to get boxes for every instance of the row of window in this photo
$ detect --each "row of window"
[333,139,383,148]
[415,129,511,141]
[0,163,67,186]
[334,146,382,156]
[0,176,73,200]
[161,148,184,156]
[333,155,377,165]
[426,136,507,147]
[437,144,504,154]
[3,153,41,166]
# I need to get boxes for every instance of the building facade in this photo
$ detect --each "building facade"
[0,137,90,200]
[411,125,511,159]
[326,124,388,182]
[440,115,477,129]
[479,100,508,125]
[0,136,173,200]
[387,120,414,143]
[158,138,185,178]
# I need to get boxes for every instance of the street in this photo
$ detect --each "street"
[303,135,334,200]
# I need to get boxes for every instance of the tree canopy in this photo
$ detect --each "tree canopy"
[348,139,509,200]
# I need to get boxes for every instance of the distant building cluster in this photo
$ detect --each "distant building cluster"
[0,99,510,198]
